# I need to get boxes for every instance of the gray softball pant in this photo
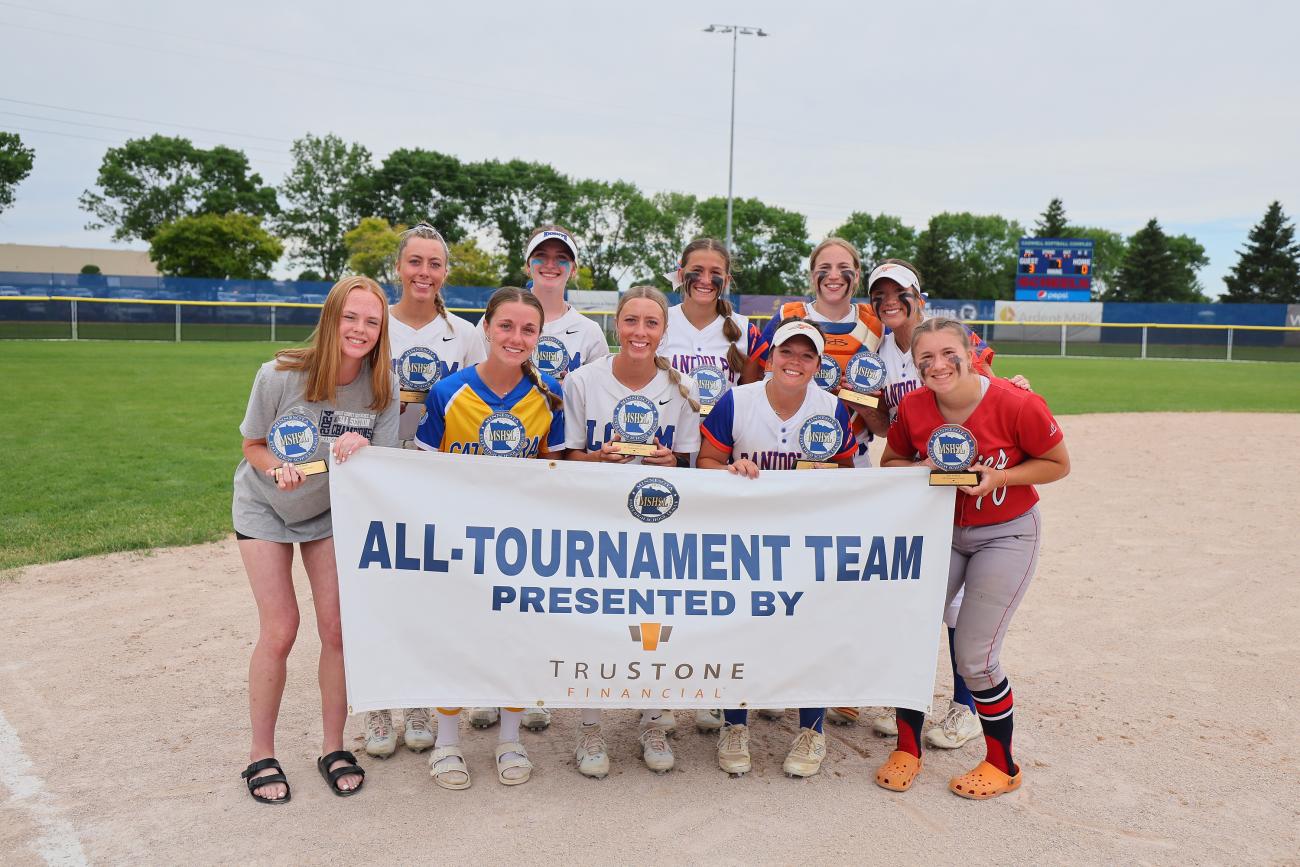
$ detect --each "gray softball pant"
[946,506,1041,691]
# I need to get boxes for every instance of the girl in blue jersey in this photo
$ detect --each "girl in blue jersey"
[697,319,854,778]
[414,287,564,790]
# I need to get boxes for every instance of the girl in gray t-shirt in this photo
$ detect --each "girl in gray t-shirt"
[234,276,398,804]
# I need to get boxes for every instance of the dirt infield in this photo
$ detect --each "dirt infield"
[2,412,1297,866]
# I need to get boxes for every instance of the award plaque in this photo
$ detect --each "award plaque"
[275,460,327,480]
[927,424,979,486]
[691,364,728,417]
[609,395,661,457]
[813,354,842,392]
[794,413,844,470]
[398,346,442,403]
[838,349,885,409]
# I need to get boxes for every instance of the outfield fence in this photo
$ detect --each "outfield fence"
[2,296,1299,363]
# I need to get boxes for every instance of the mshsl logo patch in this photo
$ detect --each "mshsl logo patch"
[627,477,680,524]
[267,411,319,463]
[478,411,528,457]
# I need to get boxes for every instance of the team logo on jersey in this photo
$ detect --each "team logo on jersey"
[478,411,528,457]
[813,354,841,391]
[612,395,660,444]
[844,349,887,393]
[627,477,680,524]
[267,411,319,463]
[927,424,977,472]
[690,364,728,407]
[532,336,571,377]
[397,346,442,390]
[797,414,844,462]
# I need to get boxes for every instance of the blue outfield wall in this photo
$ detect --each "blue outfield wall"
[1101,302,1290,346]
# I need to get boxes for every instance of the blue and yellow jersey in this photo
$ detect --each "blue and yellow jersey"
[414,365,564,458]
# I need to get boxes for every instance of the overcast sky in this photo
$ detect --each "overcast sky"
[2,0,1297,296]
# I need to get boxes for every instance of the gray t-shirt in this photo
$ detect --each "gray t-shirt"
[232,359,399,542]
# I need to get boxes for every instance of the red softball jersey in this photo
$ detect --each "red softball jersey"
[888,376,1064,527]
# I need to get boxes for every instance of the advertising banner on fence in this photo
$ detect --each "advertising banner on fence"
[994,300,1103,344]
[331,448,954,713]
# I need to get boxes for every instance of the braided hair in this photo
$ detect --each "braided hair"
[483,286,563,411]
[679,237,746,376]
[620,285,701,413]
[396,223,451,322]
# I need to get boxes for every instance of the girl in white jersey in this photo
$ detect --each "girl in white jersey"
[661,237,757,388]
[658,237,757,733]
[480,224,610,380]
[698,319,855,779]
[362,224,486,761]
[562,285,701,777]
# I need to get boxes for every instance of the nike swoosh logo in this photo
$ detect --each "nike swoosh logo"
[658,399,671,405]
[442,337,455,341]
[565,328,580,335]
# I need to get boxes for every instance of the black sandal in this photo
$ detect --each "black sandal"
[317,749,365,797]
[241,757,291,805]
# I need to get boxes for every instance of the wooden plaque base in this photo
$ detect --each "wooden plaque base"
[795,460,839,470]
[610,441,658,456]
[837,389,880,409]
[929,471,977,486]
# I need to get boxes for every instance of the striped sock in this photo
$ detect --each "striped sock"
[895,708,926,758]
[948,628,977,713]
[971,679,1017,775]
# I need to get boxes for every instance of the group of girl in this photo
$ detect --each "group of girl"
[232,222,1069,805]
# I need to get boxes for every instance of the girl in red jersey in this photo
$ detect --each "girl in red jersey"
[875,316,1070,799]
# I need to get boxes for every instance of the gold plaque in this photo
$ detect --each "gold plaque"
[795,460,839,470]
[610,441,659,457]
[399,389,428,404]
[836,389,880,409]
[928,471,978,486]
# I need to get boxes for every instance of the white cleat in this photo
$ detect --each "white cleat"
[403,707,435,752]
[521,707,551,731]
[924,701,983,749]
[695,709,724,732]
[363,709,397,758]
[717,723,752,776]
[639,725,675,773]
[468,707,500,729]
[872,710,898,738]
[575,725,610,779]
[827,707,861,726]
[783,727,827,778]
[757,708,787,721]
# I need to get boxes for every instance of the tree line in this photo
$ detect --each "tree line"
[2,131,1298,303]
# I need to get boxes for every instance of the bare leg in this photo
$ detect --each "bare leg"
[240,538,300,801]
[301,536,362,792]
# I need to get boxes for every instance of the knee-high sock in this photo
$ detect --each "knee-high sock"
[949,627,976,713]
[798,708,824,733]
[723,709,748,726]
[435,708,461,748]
[896,707,926,758]
[971,678,1016,775]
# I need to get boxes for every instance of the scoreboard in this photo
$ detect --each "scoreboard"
[1015,238,1094,301]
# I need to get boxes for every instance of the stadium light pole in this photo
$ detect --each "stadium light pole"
[703,24,768,255]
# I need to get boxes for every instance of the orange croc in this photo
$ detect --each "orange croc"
[948,761,1022,799]
[874,750,922,792]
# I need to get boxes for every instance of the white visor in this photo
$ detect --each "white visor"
[525,230,578,261]
[770,320,825,355]
[867,262,921,294]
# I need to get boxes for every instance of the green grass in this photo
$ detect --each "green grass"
[1,342,1298,571]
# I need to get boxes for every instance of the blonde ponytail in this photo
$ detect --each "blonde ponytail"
[654,355,701,413]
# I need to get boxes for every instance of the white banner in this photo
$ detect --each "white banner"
[331,449,954,713]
